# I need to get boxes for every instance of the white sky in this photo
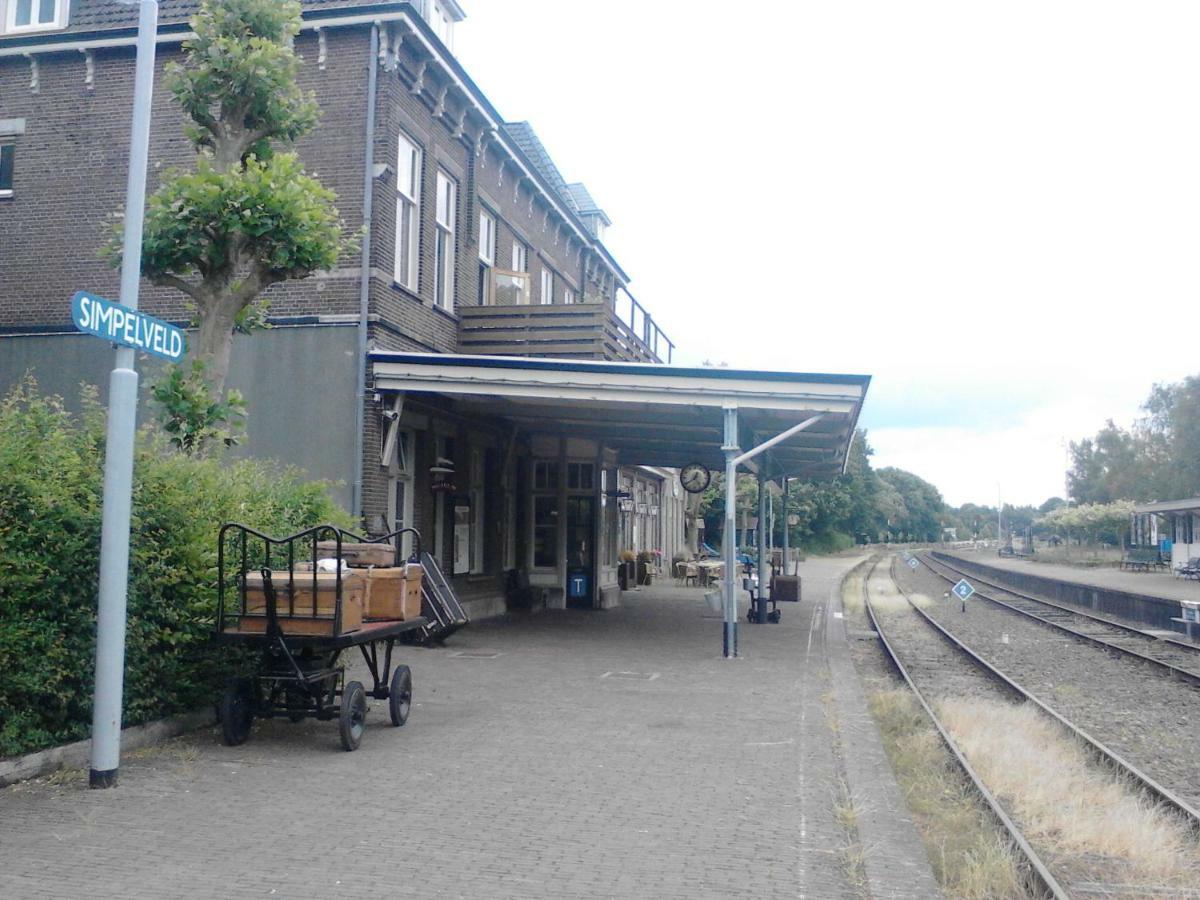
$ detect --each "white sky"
[456,2,1200,507]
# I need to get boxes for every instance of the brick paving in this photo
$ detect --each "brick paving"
[0,554,935,899]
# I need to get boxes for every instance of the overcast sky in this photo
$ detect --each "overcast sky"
[456,1,1199,507]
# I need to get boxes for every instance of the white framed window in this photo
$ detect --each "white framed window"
[478,210,496,306]
[563,287,574,305]
[540,269,553,305]
[426,0,454,48]
[434,170,457,311]
[511,241,527,273]
[0,145,13,198]
[394,133,421,291]
[478,210,495,265]
[385,429,416,559]
[6,0,68,32]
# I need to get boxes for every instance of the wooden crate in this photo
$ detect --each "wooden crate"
[238,570,365,636]
[315,541,396,568]
[364,564,424,621]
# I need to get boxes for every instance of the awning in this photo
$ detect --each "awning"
[1135,498,1200,515]
[370,353,870,479]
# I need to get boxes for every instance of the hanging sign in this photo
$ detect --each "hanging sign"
[71,290,186,362]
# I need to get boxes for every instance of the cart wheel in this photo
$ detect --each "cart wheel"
[389,665,412,727]
[220,680,253,746]
[339,681,367,751]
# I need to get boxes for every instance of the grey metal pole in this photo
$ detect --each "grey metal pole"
[89,0,158,790]
[722,406,738,658]
[756,472,768,624]
[781,475,789,576]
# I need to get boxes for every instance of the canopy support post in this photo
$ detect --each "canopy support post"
[722,405,739,659]
[781,475,790,576]
[757,471,769,624]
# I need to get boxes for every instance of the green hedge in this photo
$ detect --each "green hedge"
[0,380,353,757]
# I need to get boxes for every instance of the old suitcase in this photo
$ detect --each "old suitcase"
[315,540,397,568]
[363,564,424,621]
[239,570,365,636]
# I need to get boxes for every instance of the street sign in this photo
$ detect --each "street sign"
[952,579,975,601]
[72,290,185,362]
[907,557,919,569]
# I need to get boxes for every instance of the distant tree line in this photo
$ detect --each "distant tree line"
[1068,374,1200,504]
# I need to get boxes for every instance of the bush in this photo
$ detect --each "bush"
[0,378,353,757]
[799,530,855,555]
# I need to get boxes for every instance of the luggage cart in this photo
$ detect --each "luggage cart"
[215,523,427,751]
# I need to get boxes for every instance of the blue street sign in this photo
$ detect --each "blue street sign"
[71,291,186,362]
[907,557,919,569]
[952,579,975,601]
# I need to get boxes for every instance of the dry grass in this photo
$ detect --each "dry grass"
[868,689,1027,899]
[868,572,932,611]
[939,697,1200,888]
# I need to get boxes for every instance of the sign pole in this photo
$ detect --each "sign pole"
[90,0,158,790]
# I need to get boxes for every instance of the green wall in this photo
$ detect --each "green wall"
[0,324,359,510]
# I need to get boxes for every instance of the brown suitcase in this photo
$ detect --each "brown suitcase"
[363,564,424,621]
[238,570,365,636]
[315,540,397,568]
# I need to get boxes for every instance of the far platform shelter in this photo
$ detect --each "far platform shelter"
[1133,498,1200,568]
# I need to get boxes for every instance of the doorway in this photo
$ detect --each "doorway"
[566,495,595,609]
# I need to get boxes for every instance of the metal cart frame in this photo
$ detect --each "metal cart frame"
[215,523,426,751]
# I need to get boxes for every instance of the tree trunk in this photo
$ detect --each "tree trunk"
[194,303,239,396]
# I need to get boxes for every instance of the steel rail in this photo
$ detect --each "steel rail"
[887,555,1200,834]
[917,552,1200,688]
[860,558,1068,900]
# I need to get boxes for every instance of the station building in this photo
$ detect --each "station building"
[0,1,869,619]
[1132,499,1200,567]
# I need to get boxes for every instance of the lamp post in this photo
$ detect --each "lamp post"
[89,0,158,790]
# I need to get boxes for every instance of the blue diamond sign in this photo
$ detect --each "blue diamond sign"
[952,579,975,601]
[907,557,919,569]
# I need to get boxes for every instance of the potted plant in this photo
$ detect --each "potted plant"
[618,549,636,590]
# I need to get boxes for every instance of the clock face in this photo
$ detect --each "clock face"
[680,463,711,493]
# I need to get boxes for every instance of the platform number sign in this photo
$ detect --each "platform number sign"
[952,579,975,601]
[906,557,919,569]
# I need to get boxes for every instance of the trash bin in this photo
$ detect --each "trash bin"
[704,589,723,613]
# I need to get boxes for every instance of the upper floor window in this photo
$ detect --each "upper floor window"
[478,210,496,305]
[426,0,454,48]
[0,145,13,198]
[434,169,457,312]
[394,133,422,292]
[7,0,69,32]
[511,241,527,273]
[563,287,574,305]
[540,269,553,305]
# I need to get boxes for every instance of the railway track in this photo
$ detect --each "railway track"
[917,551,1200,686]
[863,556,1200,899]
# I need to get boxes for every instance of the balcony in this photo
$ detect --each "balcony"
[457,293,673,364]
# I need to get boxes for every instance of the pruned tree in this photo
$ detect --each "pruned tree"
[108,0,350,396]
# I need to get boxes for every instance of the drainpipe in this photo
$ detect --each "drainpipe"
[351,24,380,522]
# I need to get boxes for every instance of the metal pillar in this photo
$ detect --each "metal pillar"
[781,475,789,576]
[89,0,158,790]
[756,471,768,624]
[722,406,739,658]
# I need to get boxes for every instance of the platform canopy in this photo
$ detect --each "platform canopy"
[371,353,870,479]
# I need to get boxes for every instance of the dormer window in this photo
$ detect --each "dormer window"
[427,0,454,49]
[6,0,70,33]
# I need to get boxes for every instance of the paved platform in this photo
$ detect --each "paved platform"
[0,554,937,899]
[945,550,1200,604]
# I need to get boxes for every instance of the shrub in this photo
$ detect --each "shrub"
[0,378,353,757]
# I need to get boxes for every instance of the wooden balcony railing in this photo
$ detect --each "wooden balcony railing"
[457,302,666,363]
